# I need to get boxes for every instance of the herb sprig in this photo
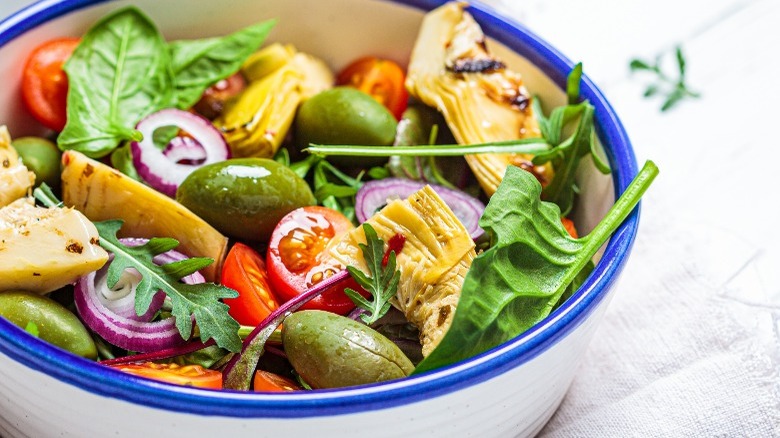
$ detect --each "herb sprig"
[344,224,401,325]
[630,45,700,111]
[275,149,364,222]
[532,63,611,217]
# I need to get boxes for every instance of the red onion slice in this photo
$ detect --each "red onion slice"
[356,178,486,239]
[74,238,205,353]
[131,108,230,197]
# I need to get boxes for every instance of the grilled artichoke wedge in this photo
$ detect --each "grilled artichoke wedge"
[60,150,228,282]
[216,44,333,158]
[329,185,475,357]
[405,2,551,196]
[0,126,35,207]
[0,197,108,294]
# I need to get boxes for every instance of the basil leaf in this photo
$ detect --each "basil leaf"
[59,7,174,158]
[414,161,658,373]
[169,20,275,109]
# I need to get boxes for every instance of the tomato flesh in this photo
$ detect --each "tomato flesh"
[336,56,408,120]
[561,217,578,238]
[253,370,301,392]
[267,206,364,314]
[108,362,222,389]
[21,38,80,131]
[221,242,280,326]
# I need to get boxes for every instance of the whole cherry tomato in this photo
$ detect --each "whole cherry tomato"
[253,370,301,392]
[108,362,222,389]
[336,56,408,120]
[266,206,364,315]
[221,242,280,326]
[21,37,80,131]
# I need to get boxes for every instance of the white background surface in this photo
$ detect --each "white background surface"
[2,0,778,435]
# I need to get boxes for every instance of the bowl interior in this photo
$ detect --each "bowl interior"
[0,0,634,417]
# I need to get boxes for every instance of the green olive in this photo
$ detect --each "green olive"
[0,290,97,359]
[294,87,397,167]
[11,136,62,189]
[282,310,414,389]
[176,158,315,241]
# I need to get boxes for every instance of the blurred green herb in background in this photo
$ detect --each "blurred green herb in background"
[630,45,700,111]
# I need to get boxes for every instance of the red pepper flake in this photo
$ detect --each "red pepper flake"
[382,233,406,267]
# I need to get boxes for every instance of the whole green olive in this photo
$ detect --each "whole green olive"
[11,136,62,189]
[282,310,414,389]
[0,290,97,359]
[294,87,397,167]
[176,158,315,241]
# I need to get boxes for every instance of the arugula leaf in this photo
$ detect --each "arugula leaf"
[168,20,275,109]
[414,161,658,373]
[93,220,242,353]
[33,184,242,352]
[58,7,174,158]
[630,44,700,112]
[344,224,401,325]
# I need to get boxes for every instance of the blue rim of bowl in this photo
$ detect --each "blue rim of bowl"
[0,0,640,418]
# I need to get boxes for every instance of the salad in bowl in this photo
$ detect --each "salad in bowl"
[0,0,656,436]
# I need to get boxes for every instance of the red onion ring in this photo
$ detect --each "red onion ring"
[74,238,204,353]
[131,108,230,197]
[356,178,486,239]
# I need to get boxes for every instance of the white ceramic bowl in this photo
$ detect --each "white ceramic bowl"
[0,1,640,437]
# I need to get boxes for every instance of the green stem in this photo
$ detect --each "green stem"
[238,325,282,343]
[33,184,62,208]
[581,160,659,259]
[305,138,550,157]
[554,160,658,297]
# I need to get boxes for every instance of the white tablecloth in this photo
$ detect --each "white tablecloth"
[2,0,778,435]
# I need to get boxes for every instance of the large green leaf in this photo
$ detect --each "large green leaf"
[59,7,174,158]
[169,20,275,109]
[414,161,658,373]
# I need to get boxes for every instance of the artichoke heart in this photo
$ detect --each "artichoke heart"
[61,151,228,282]
[0,197,108,294]
[330,185,475,357]
[216,44,334,158]
[405,2,551,196]
[0,126,35,207]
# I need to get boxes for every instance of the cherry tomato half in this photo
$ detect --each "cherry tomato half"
[221,242,280,326]
[21,37,80,132]
[108,362,223,389]
[253,370,301,392]
[336,56,408,120]
[267,206,364,314]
